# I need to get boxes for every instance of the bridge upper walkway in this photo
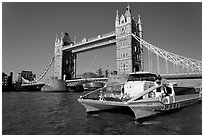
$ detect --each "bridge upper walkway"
[62,31,116,53]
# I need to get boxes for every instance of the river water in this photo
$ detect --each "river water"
[2,91,202,135]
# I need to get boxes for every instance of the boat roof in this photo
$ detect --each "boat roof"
[128,71,157,75]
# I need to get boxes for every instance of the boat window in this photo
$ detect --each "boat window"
[156,87,161,92]
[166,87,172,94]
[173,87,198,96]
[127,73,158,82]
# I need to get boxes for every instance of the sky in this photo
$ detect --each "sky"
[2,2,202,80]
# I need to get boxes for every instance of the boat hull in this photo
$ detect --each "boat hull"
[78,99,128,113]
[128,96,201,120]
[128,100,163,120]
[79,95,201,120]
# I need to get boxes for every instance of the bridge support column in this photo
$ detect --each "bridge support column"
[115,7,143,75]
[73,53,77,79]
[165,58,168,74]
[157,54,160,74]
[54,35,63,80]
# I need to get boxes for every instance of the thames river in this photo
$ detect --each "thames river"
[2,91,202,135]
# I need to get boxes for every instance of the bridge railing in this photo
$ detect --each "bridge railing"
[101,31,115,38]
[65,77,108,83]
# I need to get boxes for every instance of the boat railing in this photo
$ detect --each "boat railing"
[81,87,106,100]
[81,83,124,101]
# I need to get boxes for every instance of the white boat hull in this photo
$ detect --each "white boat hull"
[78,99,128,113]
[78,95,201,120]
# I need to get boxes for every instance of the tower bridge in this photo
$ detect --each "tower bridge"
[55,5,144,81]
[24,5,201,88]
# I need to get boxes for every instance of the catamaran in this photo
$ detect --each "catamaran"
[78,72,202,121]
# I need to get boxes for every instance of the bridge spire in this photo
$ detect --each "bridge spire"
[115,10,119,27]
[125,4,131,23]
[116,10,119,20]
[125,4,131,17]
[55,34,58,43]
[138,14,142,25]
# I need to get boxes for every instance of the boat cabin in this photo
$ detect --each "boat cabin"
[132,82,201,105]
[123,72,161,99]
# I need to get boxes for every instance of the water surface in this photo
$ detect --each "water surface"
[2,91,202,135]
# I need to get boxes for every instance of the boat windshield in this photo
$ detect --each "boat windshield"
[127,73,158,82]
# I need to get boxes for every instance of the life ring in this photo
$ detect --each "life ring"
[174,103,177,109]
[171,104,175,109]
[161,105,165,110]
[165,105,170,110]
[148,91,156,98]
[178,103,181,108]
[161,97,168,104]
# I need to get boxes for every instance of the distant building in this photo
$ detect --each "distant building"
[20,70,36,82]
[96,68,103,77]
[2,72,9,87]
[101,70,108,78]
[2,72,13,91]
[110,70,117,75]
[81,72,99,79]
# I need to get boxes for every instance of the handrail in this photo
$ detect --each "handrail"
[80,87,106,99]
[80,83,124,99]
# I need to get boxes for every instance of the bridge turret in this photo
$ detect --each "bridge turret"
[137,14,143,38]
[62,32,73,46]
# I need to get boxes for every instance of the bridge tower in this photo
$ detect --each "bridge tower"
[115,5,143,75]
[54,32,76,80]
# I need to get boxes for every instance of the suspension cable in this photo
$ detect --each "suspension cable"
[131,33,202,72]
[33,57,55,83]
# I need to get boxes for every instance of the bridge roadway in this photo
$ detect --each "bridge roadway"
[21,73,201,87]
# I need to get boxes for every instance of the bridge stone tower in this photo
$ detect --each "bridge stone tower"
[54,32,76,80]
[115,5,143,75]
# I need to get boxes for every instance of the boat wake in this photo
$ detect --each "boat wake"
[86,113,100,118]
[135,120,161,125]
